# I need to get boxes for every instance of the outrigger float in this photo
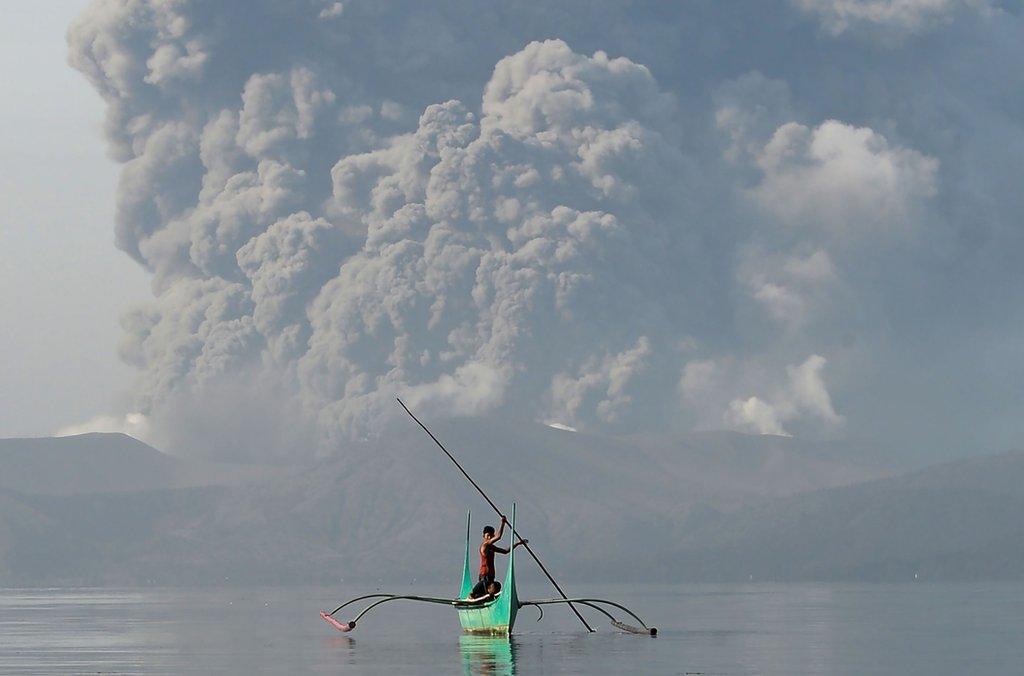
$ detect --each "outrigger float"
[319,399,656,637]
[321,505,655,635]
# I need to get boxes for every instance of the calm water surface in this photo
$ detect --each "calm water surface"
[1,583,1021,674]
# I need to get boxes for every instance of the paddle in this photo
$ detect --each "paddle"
[396,397,596,633]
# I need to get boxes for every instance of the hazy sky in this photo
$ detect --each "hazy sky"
[0,0,147,438]
[2,1,1022,463]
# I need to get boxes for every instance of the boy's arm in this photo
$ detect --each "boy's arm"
[492,539,527,554]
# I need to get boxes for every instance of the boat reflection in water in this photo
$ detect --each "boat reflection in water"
[459,635,516,676]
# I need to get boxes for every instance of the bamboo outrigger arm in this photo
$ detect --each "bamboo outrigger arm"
[519,598,657,635]
[327,593,457,617]
[324,592,657,636]
[321,593,460,632]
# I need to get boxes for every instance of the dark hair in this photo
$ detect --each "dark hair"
[482,526,495,536]
[488,580,501,593]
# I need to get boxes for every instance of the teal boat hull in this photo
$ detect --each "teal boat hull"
[457,505,519,634]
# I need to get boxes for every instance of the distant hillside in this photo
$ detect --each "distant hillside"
[0,433,279,496]
[620,429,889,507]
[0,434,183,495]
[667,451,1024,582]
[3,425,1020,586]
[0,418,896,586]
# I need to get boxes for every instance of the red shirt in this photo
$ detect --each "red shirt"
[479,543,495,577]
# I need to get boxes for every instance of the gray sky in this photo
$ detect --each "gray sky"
[2,1,1023,464]
[0,0,147,437]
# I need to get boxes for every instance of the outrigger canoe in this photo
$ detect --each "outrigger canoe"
[454,508,518,634]
[320,504,655,636]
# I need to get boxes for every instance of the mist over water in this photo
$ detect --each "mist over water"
[3,583,1023,675]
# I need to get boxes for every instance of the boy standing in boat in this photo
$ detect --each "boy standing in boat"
[471,515,527,598]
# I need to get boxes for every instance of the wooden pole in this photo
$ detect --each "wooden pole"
[396,397,596,633]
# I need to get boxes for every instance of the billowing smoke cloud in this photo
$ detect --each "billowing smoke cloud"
[296,41,703,445]
[68,1,1024,460]
[791,0,989,36]
[680,354,843,437]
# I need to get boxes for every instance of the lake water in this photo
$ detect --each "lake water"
[1,583,1022,674]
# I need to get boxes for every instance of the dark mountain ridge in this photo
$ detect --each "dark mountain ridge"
[1,425,1016,585]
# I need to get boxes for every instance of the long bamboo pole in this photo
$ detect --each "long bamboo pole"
[396,397,595,633]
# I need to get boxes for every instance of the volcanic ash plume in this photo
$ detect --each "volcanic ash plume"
[69,1,704,457]
[69,1,963,459]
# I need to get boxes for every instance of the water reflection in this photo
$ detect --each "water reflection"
[459,634,516,675]
[4,585,1023,674]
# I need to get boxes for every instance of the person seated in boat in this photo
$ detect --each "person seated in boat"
[470,515,527,598]
[466,579,501,603]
